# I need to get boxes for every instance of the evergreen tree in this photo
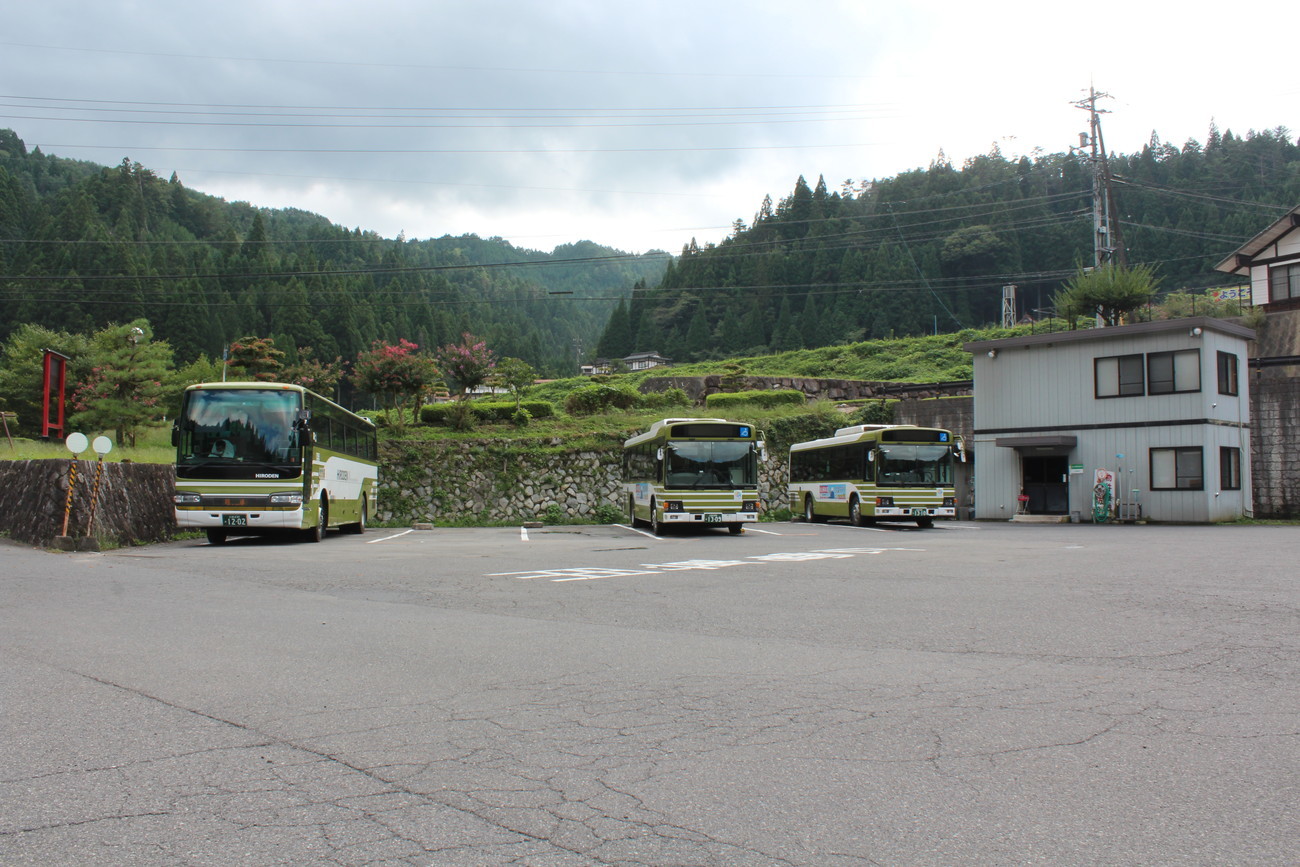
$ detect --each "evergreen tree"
[69,319,173,447]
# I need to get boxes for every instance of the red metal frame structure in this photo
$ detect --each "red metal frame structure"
[41,349,70,440]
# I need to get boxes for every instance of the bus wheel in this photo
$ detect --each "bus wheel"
[849,496,866,527]
[345,498,367,534]
[206,528,227,545]
[729,524,743,535]
[308,497,327,542]
[803,495,821,523]
[916,516,934,529]
[627,495,640,528]
[650,500,665,536]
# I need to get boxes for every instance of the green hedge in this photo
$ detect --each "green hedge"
[705,389,805,409]
[563,385,689,416]
[421,400,555,425]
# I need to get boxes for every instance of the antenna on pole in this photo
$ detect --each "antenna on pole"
[1002,284,1017,328]
[1073,86,1127,270]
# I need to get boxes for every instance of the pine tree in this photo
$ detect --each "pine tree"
[69,319,173,447]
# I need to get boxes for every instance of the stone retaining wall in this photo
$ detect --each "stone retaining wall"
[641,375,972,403]
[0,460,176,548]
[1250,368,1300,518]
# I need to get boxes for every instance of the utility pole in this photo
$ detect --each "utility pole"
[1001,284,1017,328]
[1074,87,1127,270]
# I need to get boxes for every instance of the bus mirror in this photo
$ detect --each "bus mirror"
[656,448,664,461]
[866,448,875,462]
[757,440,768,462]
[170,420,180,448]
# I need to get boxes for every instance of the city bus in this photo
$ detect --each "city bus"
[789,424,964,528]
[623,418,766,535]
[172,382,379,544]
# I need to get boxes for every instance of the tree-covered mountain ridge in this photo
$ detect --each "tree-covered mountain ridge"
[596,124,1296,363]
[0,129,669,376]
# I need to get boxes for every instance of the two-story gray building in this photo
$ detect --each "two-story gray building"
[964,316,1255,523]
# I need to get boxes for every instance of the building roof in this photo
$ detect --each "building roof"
[963,316,1255,354]
[1213,204,1300,275]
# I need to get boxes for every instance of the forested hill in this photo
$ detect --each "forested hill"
[0,129,669,375]
[597,126,1300,363]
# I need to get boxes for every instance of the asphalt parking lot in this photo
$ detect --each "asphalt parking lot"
[2,520,1297,865]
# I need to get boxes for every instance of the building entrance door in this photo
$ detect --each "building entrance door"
[1022,455,1070,515]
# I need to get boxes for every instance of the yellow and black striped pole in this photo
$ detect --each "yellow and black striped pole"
[59,458,78,539]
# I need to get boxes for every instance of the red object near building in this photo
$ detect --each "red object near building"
[41,349,70,440]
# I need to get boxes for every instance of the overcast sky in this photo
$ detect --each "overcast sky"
[4,1,1298,255]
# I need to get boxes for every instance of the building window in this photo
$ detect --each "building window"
[1220,447,1241,490]
[1147,350,1201,395]
[1095,354,1145,397]
[1269,263,1300,302]
[1150,447,1203,491]
[1217,351,1239,396]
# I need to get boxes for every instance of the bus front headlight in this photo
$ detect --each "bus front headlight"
[269,492,304,506]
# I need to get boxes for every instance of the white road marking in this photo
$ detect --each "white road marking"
[366,529,415,544]
[614,523,669,541]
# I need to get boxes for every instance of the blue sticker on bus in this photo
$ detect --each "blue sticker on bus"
[739,426,750,438]
[939,432,949,441]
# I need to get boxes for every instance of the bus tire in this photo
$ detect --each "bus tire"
[916,516,934,529]
[803,495,822,524]
[650,500,665,536]
[345,498,367,534]
[849,496,865,527]
[627,495,641,528]
[729,524,743,535]
[307,497,327,542]
[206,528,227,545]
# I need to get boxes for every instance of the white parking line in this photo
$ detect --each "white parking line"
[614,523,670,541]
[366,529,415,544]
[745,526,783,535]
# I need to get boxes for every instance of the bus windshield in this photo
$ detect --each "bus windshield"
[664,440,756,488]
[874,444,954,486]
[177,388,303,470]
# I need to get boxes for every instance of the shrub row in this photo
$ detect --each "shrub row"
[704,389,805,409]
[421,400,555,426]
[564,384,689,416]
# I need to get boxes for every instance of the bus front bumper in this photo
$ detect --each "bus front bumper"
[175,508,305,531]
[660,511,758,524]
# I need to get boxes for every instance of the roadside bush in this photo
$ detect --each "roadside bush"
[563,383,640,415]
[638,387,690,410]
[705,389,805,410]
[592,503,623,524]
[849,400,896,426]
[421,400,555,426]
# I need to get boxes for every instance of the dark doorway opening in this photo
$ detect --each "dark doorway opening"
[1022,455,1069,515]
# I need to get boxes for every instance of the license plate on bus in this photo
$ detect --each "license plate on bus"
[222,514,248,527]
[911,508,926,517]
[704,514,723,523]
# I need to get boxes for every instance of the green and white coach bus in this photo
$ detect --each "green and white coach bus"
[789,424,964,528]
[173,382,378,544]
[623,418,766,535]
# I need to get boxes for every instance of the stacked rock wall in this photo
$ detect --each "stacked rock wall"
[0,459,176,548]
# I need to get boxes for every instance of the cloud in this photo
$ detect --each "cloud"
[4,1,1299,253]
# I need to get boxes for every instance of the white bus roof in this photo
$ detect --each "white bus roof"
[623,417,747,448]
[790,424,937,452]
